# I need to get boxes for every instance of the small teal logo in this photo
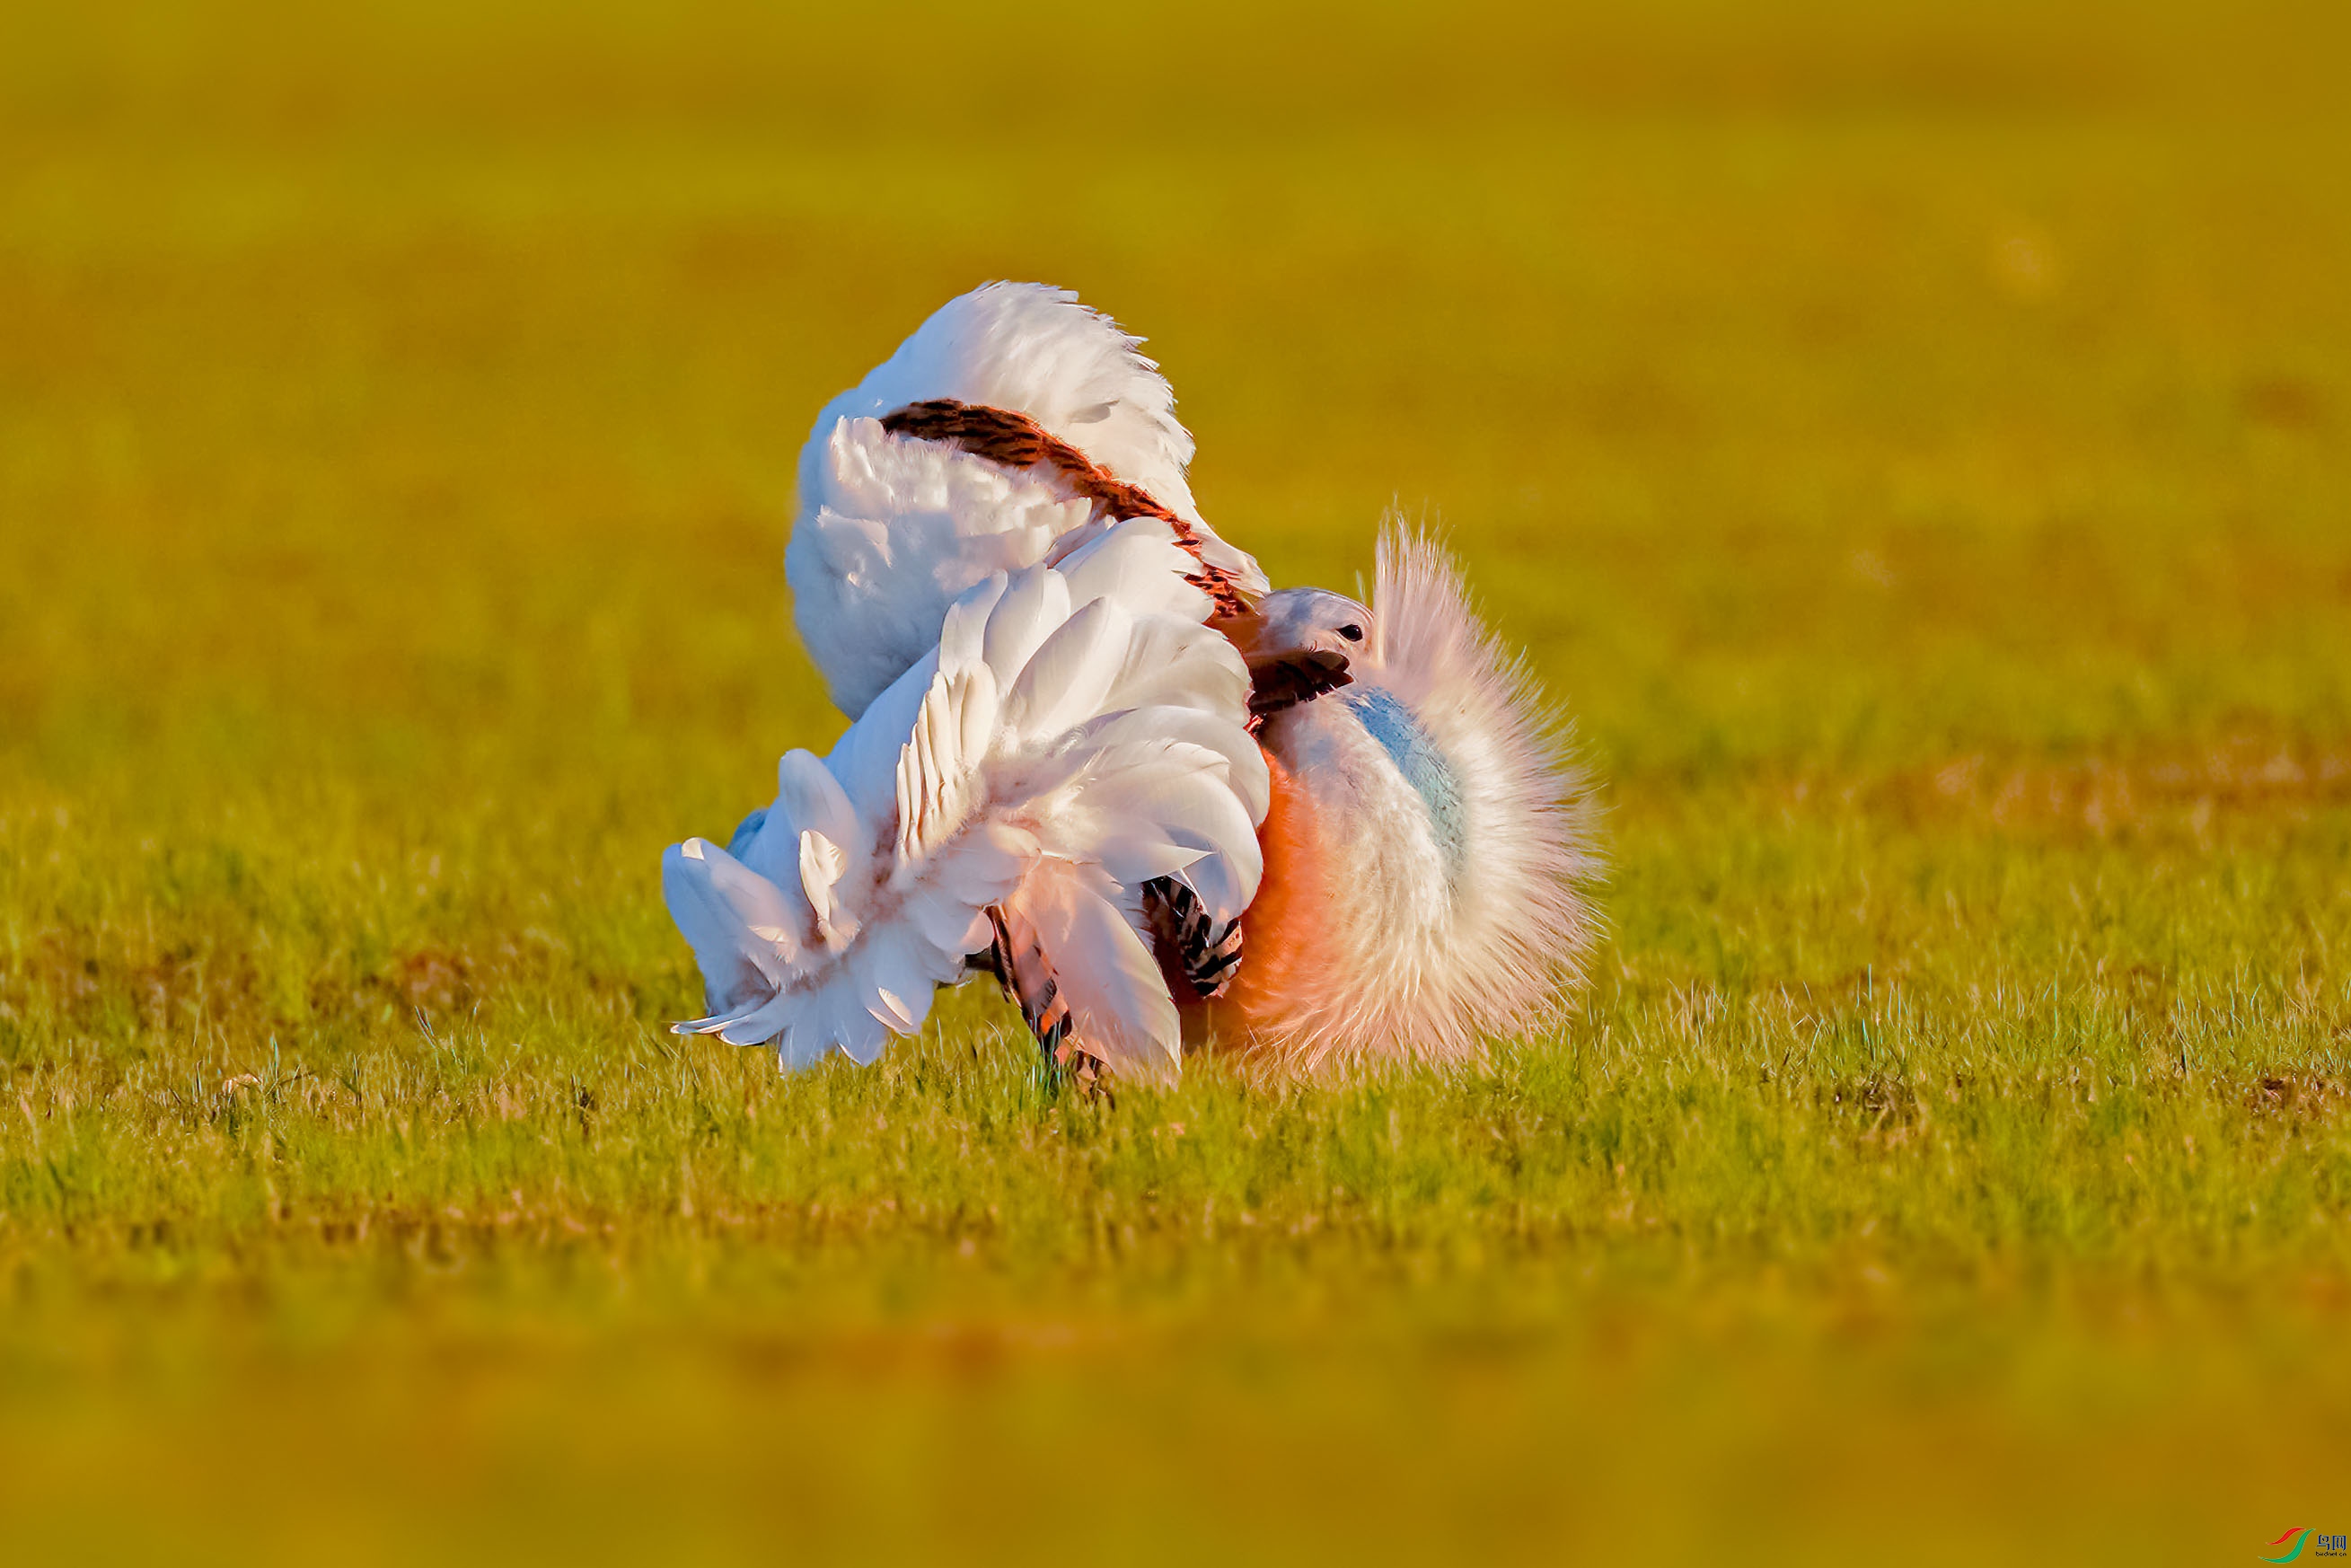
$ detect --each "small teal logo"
[2266,1528,2351,1563]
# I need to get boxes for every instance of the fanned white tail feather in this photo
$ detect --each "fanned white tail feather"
[665,524,1266,1078]
[787,282,1264,717]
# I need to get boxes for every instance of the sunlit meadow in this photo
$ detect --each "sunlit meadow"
[4,1,2349,1561]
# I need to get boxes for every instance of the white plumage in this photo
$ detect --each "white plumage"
[1211,531,1599,1071]
[788,282,1264,718]
[667,282,1599,1079]
[665,517,1264,1078]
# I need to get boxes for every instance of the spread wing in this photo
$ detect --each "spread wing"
[785,282,1267,718]
[665,521,1269,1080]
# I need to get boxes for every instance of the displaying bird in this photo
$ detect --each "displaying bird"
[665,283,1598,1079]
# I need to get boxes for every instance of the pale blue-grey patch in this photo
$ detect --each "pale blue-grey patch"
[726,807,768,859]
[1344,687,1466,868]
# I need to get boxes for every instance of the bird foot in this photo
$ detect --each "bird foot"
[1052,1046,1117,1108]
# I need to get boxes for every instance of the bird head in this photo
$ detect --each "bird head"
[1223,588,1372,718]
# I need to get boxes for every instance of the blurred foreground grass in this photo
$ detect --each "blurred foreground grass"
[4,0,2351,1561]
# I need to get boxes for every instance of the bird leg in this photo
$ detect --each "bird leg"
[984,904,1072,1070]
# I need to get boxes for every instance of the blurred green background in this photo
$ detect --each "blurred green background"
[4,1,2349,1562]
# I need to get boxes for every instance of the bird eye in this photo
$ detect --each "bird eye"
[1337,624,1363,643]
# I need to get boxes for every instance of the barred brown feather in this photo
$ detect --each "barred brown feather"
[881,399,1255,621]
[1141,875,1246,1000]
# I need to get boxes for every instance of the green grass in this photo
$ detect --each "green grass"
[5,1,2351,1561]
